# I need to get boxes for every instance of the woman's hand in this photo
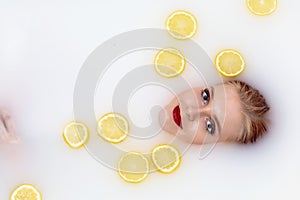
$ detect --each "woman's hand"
[0,110,19,144]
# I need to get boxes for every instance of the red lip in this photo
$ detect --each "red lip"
[173,105,182,128]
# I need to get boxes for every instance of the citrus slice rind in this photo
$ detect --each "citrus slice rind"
[62,121,89,149]
[10,184,42,200]
[151,144,181,174]
[166,10,198,40]
[214,49,245,77]
[246,0,277,16]
[118,151,149,183]
[97,112,129,144]
[154,48,186,78]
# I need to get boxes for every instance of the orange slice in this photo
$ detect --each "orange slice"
[10,184,42,200]
[151,144,181,174]
[97,112,129,143]
[62,121,89,149]
[247,0,277,16]
[118,151,149,183]
[166,10,198,40]
[154,48,186,78]
[214,49,245,77]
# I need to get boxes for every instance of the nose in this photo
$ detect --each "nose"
[184,104,210,121]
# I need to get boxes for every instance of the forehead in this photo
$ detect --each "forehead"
[213,84,243,140]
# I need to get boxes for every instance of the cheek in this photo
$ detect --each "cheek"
[189,120,206,144]
[195,121,206,144]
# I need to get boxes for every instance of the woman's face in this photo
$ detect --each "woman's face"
[159,84,243,144]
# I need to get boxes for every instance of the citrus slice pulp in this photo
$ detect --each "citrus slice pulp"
[166,10,198,40]
[118,151,149,183]
[10,184,42,200]
[247,0,277,16]
[151,144,181,174]
[154,48,186,78]
[62,121,89,148]
[214,49,245,77]
[97,112,129,143]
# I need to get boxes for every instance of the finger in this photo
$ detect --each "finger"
[1,111,18,143]
[0,118,9,142]
[1,111,16,136]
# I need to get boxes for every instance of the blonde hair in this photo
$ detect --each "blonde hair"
[225,80,270,144]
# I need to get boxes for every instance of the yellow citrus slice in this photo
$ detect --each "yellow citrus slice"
[118,151,149,183]
[62,121,89,149]
[97,112,129,143]
[247,0,277,16]
[10,184,42,200]
[151,144,181,174]
[166,10,198,40]
[154,48,186,78]
[214,49,245,77]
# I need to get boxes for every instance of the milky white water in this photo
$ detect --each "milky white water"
[1,0,300,199]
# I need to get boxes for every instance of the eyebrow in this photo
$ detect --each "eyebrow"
[210,86,221,135]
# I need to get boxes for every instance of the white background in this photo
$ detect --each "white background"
[1,0,300,199]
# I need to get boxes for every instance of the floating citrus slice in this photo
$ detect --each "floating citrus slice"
[154,48,186,78]
[10,184,42,200]
[118,151,149,183]
[151,144,181,174]
[166,10,198,40]
[62,121,89,149]
[214,49,245,77]
[97,112,129,143]
[247,0,277,16]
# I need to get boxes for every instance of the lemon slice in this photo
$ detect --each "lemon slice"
[247,0,277,16]
[118,151,149,183]
[151,144,181,174]
[97,112,129,143]
[10,184,42,200]
[154,48,186,78]
[214,49,245,77]
[62,121,89,149]
[166,10,198,40]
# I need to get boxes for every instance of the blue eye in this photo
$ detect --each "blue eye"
[205,117,215,135]
[201,88,210,104]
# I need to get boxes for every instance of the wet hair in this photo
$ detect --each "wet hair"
[225,80,270,144]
